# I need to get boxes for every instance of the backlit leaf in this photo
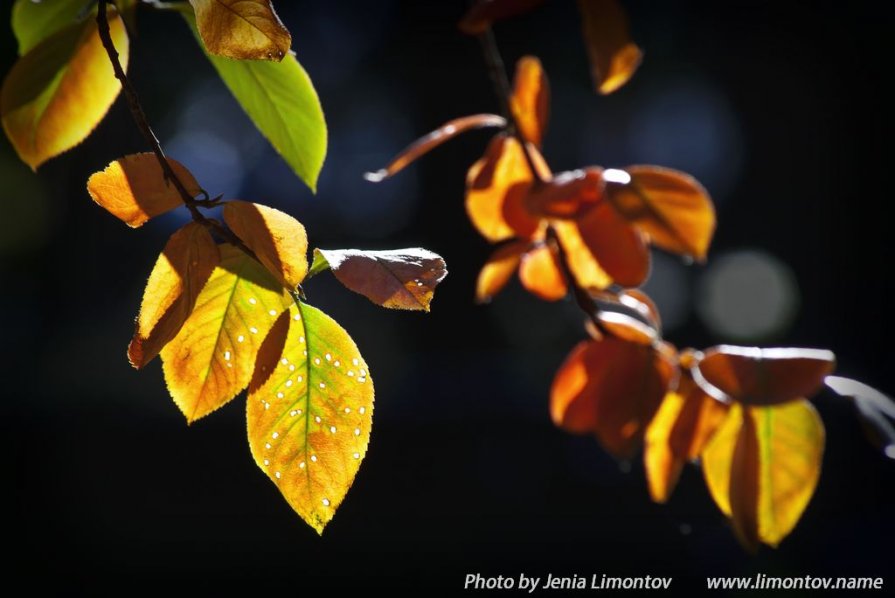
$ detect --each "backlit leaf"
[365,114,506,183]
[551,336,675,458]
[11,0,87,55]
[161,244,292,422]
[518,243,566,301]
[573,202,650,288]
[189,0,291,60]
[466,134,548,242]
[826,376,895,458]
[511,56,549,147]
[183,11,326,192]
[551,220,613,291]
[458,0,546,35]
[698,346,836,406]
[1,8,128,169]
[312,248,447,312]
[702,401,825,550]
[128,223,220,369]
[577,0,642,94]
[223,200,308,289]
[248,302,373,534]
[606,166,716,260]
[87,153,201,228]
[475,240,527,303]
[525,168,603,219]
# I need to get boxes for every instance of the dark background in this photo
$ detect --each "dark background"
[2,0,894,594]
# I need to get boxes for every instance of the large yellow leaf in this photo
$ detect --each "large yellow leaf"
[702,401,825,550]
[1,9,128,169]
[223,200,308,289]
[247,302,373,534]
[87,153,202,228]
[189,0,291,60]
[128,223,220,369]
[161,244,292,422]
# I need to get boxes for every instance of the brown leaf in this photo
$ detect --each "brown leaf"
[525,168,603,219]
[189,0,291,60]
[313,248,447,312]
[606,166,716,260]
[574,201,650,288]
[511,56,549,147]
[577,0,642,94]
[551,336,675,458]
[365,114,506,182]
[223,200,308,289]
[87,153,201,228]
[697,346,836,406]
[458,0,546,35]
[128,223,221,369]
[475,240,528,303]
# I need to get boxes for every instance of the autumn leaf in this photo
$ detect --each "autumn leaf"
[189,0,291,61]
[87,153,201,228]
[605,166,716,261]
[310,248,448,312]
[511,56,549,148]
[550,220,613,291]
[160,244,292,423]
[1,7,128,169]
[551,335,675,458]
[11,0,88,55]
[248,302,373,534]
[517,243,567,302]
[475,241,528,303]
[577,0,642,94]
[826,376,895,458]
[223,200,308,289]
[697,346,836,406]
[182,10,326,192]
[702,401,825,551]
[128,223,220,369]
[458,0,546,35]
[364,114,506,183]
[525,168,604,219]
[571,201,650,288]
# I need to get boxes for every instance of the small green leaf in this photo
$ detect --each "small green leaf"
[308,248,331,278]
[11,0,89,55]
[182,10,327,193]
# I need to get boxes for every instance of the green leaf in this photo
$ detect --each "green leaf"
[11,0,89,55]
[182,10,327,193]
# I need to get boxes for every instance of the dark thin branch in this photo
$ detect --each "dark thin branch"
[545,226,606,333]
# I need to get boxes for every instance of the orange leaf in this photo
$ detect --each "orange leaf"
[698,346,836,406]
[574,202,650,288]
[189,0,291,61]
[87,153,201,228]
[525,168,603,219]
[466,134,548,242]
[128,223,220,369]
[1,9,128,169]
[552,220,613,291]
[311,248,447,311]
[223,200,308,289]
[458,0,546,35]
[365,114,506,182]
[475,240,527,303]
[518,243,566,301]
[510,56,549,147]
[577,0,642,94]
[551,336,675,458]
[606,166,716,260]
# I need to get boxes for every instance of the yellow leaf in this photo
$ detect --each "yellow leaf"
[161,244,292,423]
[510,56,549,148]
[247,302,374,534]
[518,243,566,302]
[1,9,128,169]
[189,0,291,61]
[128,223,220,369]
[702,401,825,550]
[87,153,201,228]
[475,241,527,303]
[223,200,308,289]
[551,220,613,291]
[577,0,642,94]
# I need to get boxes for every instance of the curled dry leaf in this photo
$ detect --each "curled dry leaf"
[161,244,292,423]
[511,56,549,147]
[551,335,675,458]
[825,376,895,458]
[248,302,373,534]
[1,8,128,169]
[312,248,448,312]
[189,0,291,60]
[87,153,202,228]
[458,0,546,35]
[697,346,836,406]
[223,200,309,289]
[365,114,507,183]
[606,166,716,261]
[475,241,528,303]
[466,134,549,242]
[702,401,825,551]
[577,0,642,94]
[128,223,220,369]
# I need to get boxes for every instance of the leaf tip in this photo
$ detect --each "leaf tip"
[363,169,388,183]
